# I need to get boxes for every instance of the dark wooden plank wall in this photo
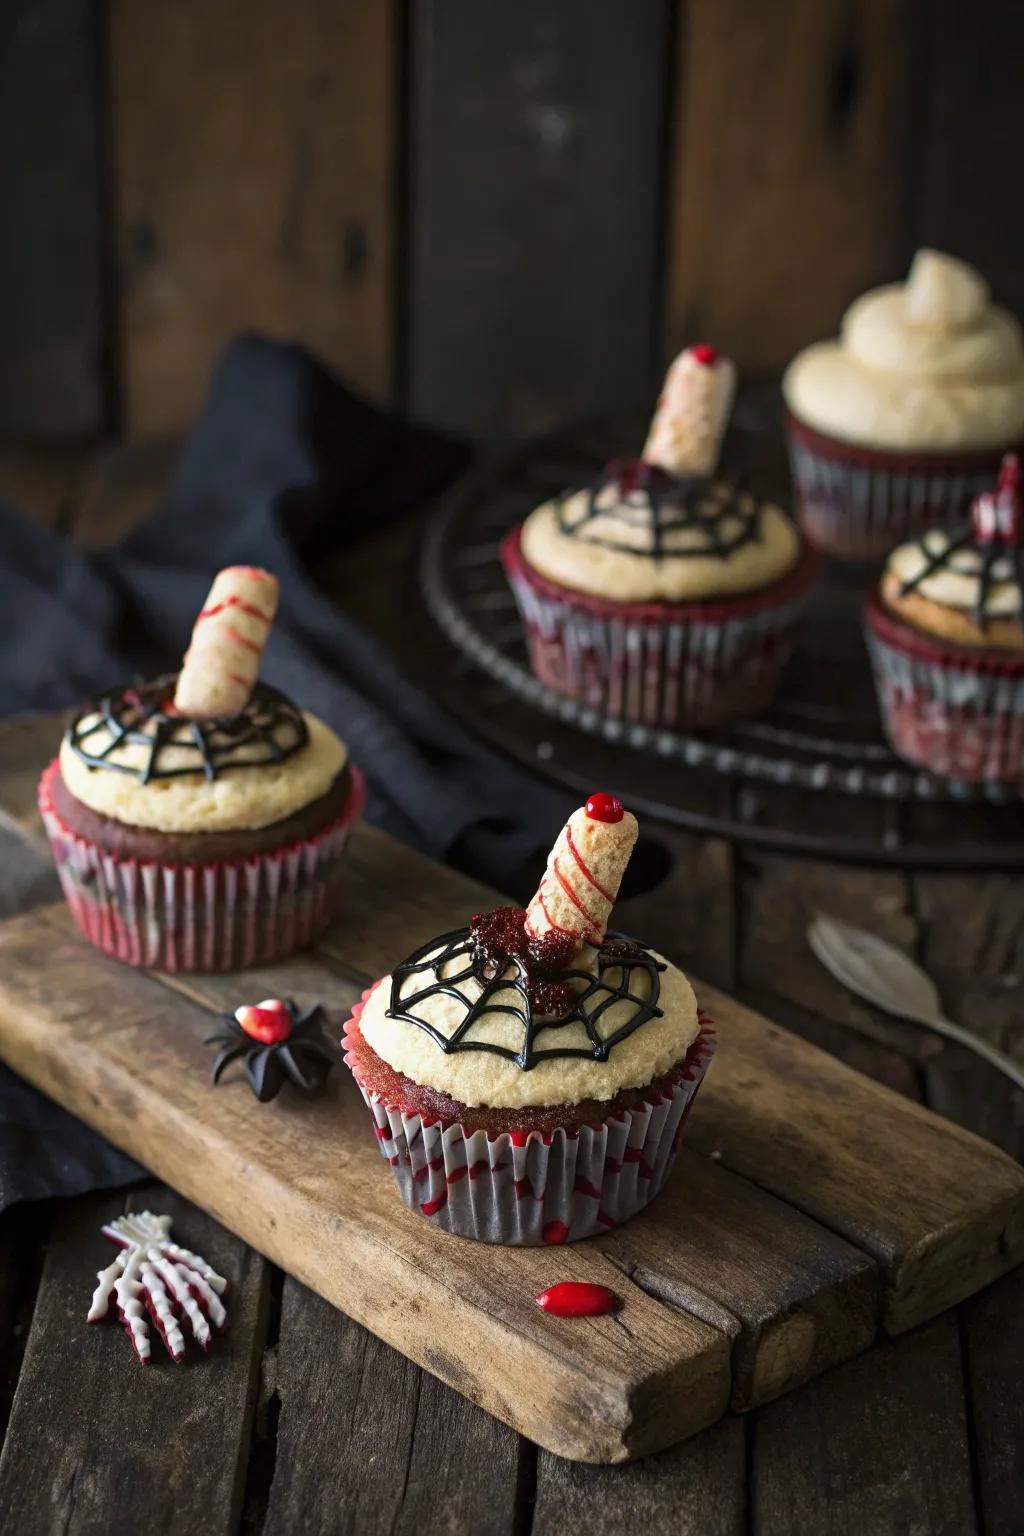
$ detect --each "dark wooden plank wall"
[0,1,1022,442]
[0,0,104,440]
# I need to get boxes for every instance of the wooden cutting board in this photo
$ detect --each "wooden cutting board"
[0,820,1022,1464]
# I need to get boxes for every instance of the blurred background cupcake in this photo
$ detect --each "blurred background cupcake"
[39,567,365,971]
[784,250,1024,562]
[864,454,1024,783]
[501,346,820,731]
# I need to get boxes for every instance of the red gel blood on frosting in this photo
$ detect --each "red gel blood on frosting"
[585,792,624,824]
[690,343,718,366]
[536,1282,621,1317]
[237,1001,293,1044]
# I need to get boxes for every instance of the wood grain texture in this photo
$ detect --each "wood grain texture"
[664,0,918,370]
[917,0,1024,323]
[0,1184,269,1536]
[407,0,669,440]
[0,713,65,844]
[690,980,1024,1335]
[162,946,881,1416]
[961,1266,1024,1536]
[0,865,1020,1457]
[750,1315,977,1536]
[263,1282,523,1535]
[911,872,1024,1160]
[0,904,730,1464]
[111,0,396,436]
[534,1416,745,1536]
[327,825,1024,1336]
[0,0,104,439]
[738,852,927,1093]
[599,1148,879,1411]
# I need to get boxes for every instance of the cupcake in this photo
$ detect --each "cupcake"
[343,793,716,1244]
[39,566,365,970]
[502,345,819,730]
[784,249,1024,560]
[864,454,1024,783]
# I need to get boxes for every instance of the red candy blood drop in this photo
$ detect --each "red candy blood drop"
[536,1282,621,1318]
[237,1000,293,1044]
[542,1221,569,1245]
[585,792,624,824]
[690,343,718,366]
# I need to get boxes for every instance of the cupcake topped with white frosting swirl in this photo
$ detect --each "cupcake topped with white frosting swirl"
[785,250,1024,453]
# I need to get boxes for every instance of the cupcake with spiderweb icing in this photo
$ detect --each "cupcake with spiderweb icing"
[38,566,365,970]
[501,345,819,729]
[343,793,716,1244]
[865,454,1024,782]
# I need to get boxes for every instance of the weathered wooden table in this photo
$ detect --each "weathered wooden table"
[0,447,1021,1532]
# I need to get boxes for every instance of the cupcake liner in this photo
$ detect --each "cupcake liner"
[785,410,1009,561]
[501,526,818,730]
[864,591,1024,783]
[38,759,366,971]
[343,986,716,1245]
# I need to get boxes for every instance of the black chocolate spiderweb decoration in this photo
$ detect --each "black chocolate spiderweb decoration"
[67,675,309,783]
[898,454,1024,629]
[386,926,665,1072]
[554,458,765,561]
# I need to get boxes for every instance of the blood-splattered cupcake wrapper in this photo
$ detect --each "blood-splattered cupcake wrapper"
[864,591,1024,783]
[38,759,366,972]
[786,410,1010,562]
[501,526,818,731]
[343,988,716,1245]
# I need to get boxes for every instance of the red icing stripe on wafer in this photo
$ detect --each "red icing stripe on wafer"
[551,857,603,932]
[224,624,263,654]
[565,823,615,902]
[196,596,273,625]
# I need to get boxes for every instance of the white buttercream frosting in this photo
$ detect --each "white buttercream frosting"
[358,945,700,1110]
[59,709,347,833]
[520,477,800,603]
[887,529,1022,619]
[784,250,1024,451]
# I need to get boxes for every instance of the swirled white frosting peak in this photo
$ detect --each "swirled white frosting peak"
[784,250,1024,451]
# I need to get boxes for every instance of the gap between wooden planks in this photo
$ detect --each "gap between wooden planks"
[0,823,1021,1462]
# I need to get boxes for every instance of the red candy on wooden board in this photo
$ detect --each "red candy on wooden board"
[236,1000,293,1044]
[584,792,624,824]
[535,1281,621,1317]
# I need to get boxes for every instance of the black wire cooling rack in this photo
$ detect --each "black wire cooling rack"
[415,402,1024,869]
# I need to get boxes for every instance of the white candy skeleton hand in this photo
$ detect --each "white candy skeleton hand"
[87,1211,229,1364]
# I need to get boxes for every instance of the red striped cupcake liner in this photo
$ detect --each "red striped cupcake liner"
[864,590,1024,783]
[501,525,819,731]
[785,409,1010,562]
[38,758,366,971]
[343,983,716,1245]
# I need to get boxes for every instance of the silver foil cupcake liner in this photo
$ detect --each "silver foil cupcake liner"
[39,759,365,971]
[864,599,1024,783]
[785,410,1006,561]
[501,531,814,730]
[346,994,716,1245]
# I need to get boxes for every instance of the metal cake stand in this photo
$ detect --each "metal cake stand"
[416,401,1024,869]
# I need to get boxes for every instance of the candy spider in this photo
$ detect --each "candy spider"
[204,998,336,1102]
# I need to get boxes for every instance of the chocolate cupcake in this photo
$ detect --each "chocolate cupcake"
[785,250,1024,560]
[39,566,365,970]
[502,346,819,729]
[864,454,1024,783]
[343,794,715,1245]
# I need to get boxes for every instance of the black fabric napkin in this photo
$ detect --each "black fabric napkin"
[0,335,571,1212]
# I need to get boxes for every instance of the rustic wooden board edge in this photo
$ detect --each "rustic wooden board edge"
[156,950,888,1418]
[0,906,734,1465]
